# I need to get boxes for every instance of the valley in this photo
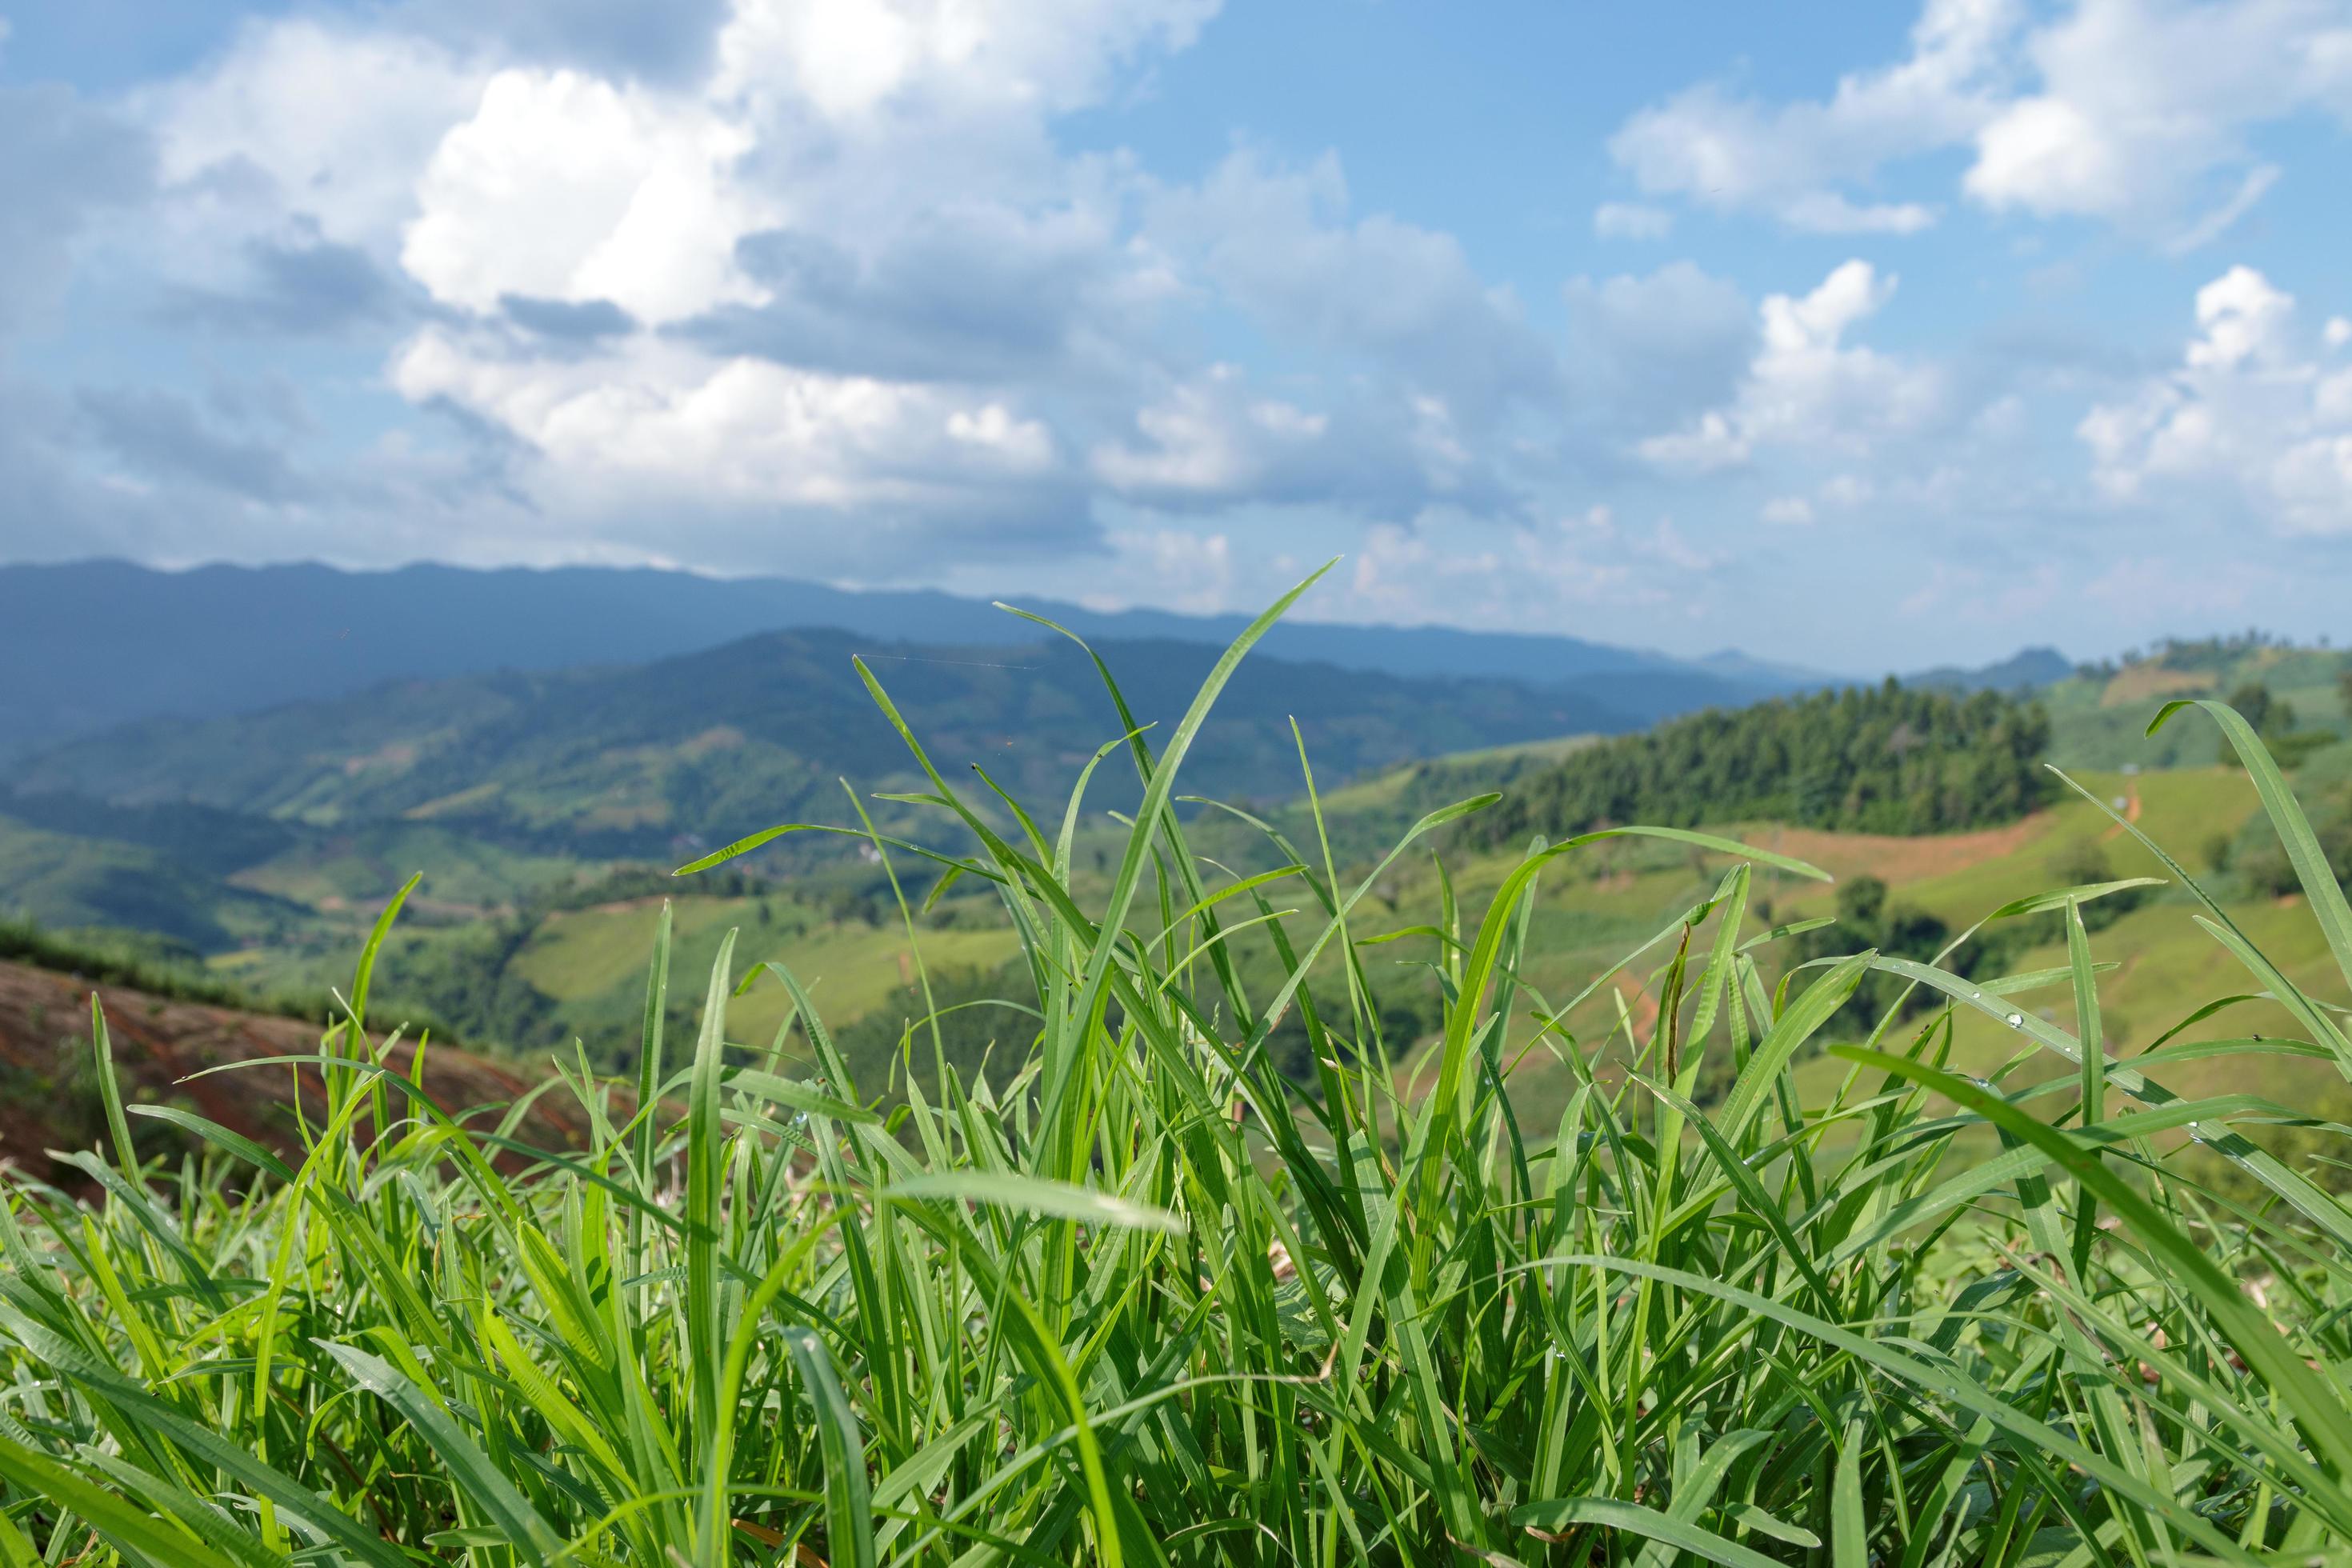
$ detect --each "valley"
[7,604,2347,1186]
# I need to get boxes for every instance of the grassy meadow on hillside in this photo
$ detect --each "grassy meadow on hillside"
[12,576,2352,1563]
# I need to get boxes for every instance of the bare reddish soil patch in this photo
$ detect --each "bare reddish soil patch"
[1744,814,2049,886]
[0,959,602,1186]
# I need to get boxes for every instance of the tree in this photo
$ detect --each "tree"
[1470,681,2051,849]
[2226,682,2288,738]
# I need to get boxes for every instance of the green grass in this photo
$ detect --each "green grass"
[2040,638,2352,770]
[0,814,308,953]
[508,896,1025,1058]
[0,918,307,1018]
[226,822,582,916]
[14,577,2352,1564]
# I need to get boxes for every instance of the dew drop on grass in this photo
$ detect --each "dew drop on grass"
[2005,1013,2024,1029]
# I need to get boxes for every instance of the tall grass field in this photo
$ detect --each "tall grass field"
[11,569,2352,1565]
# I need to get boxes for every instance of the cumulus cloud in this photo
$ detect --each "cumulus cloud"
[1346,511,1641,624]
[1563,262,1755,435]
[500,294,637,342]
[712,0,1219,123]
[1966,0,2352,230]
[1090,366,1327,499]
[81,0,1250,574]
[159,226,406,336]
[1078,526,1237,613]
[1145,150,1561,425]
[394,326,1066,518]
[2080,264,2352,533]
[1087,362,1507,519]
[1339,502,1747,628]
[138,20,486,255]
[1640,261,1946,470]
[304,14,1593,570]
[402,68,769,323]
[1612,0,2352,242]
[1607,0,2016,232]
[682,184,1157,385]
[22,0,2347,655]
[6,0,2014,623]
[388,0,738,86]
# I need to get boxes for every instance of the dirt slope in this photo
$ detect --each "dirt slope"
[0,958,604,1183]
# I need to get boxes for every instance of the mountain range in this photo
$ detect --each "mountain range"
[0,558,2110,958]
[1,615,1640,949]
[7,627,1622,856]
[2,559,1823,762]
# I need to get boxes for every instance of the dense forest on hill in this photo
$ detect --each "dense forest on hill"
[1466,680,2052,848]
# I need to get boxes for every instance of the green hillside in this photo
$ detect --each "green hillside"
[6,628,1615,852]
[0,813,309,951]
[0,624,1617,1041]
[1166,731,2341,1160]
[1466,678,2050,847]
[11,621,2352,1124]
[34,609,2352,1564]
[2042,632,2352,768]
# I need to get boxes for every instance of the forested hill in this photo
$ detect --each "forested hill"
[6,628,1620,859]
[1464,680,2053,848]
[0,560,1810,762]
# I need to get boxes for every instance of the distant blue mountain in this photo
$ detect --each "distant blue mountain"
[0,560,1822,760]
[1904,646,2077,694]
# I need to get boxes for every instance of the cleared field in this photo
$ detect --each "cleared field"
[510,894,1025,1052]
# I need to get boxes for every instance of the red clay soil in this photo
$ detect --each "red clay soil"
[0,958,606,1186]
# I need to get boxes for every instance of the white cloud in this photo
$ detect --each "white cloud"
[141,20,486,253]
[86,0,1267,577]
[1607,0,2016,232]
[1145,150,1559,422]
[1090,365,1322,498]
[1592,202,1672,240]
[1078,527,1237,613]
[1640,260,1946,470]
[1761,494,1816,525]
[1340,502,1747,629]
[393,326,1061,517]
[2080,265,2352,533]
[1776,192,1941,235]
[1966,0,2352,227]
[714,0,1219,123]
[1346,512,1642,623]
[402,68,769,322]
[1086,362,1474,514]
[1614,0,2352,242]
[107,1,1618,579]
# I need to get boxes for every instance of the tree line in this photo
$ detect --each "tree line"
[1465,678,2053,849]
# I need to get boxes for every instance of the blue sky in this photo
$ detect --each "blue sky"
[2,0,2348,671]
